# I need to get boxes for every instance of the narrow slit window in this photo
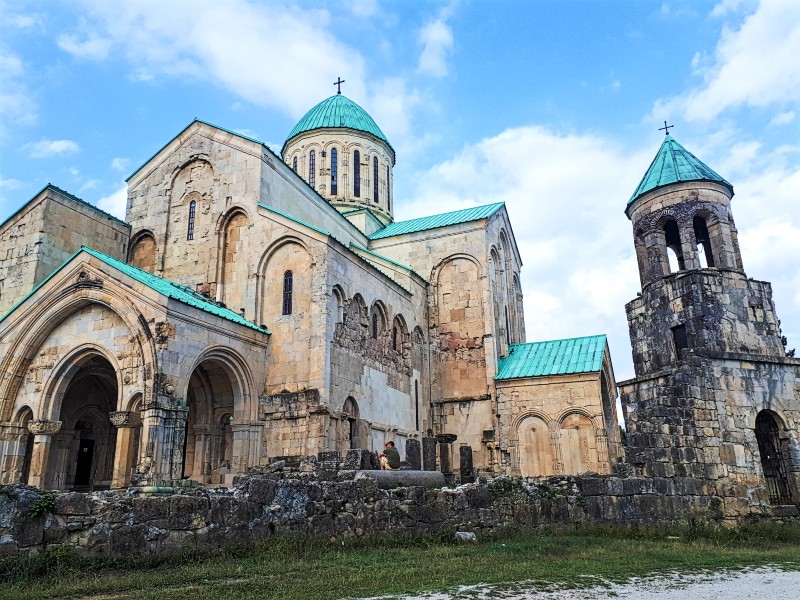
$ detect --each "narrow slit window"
[672,324,688,353]
[371,311,379,339]
[373,157,379,203]
[292,156,298,173]
[282,270,293,315]
[392,325,398,351]
[331,148,338,196]
[385,165,390,211]
[187,200,196,241]
[308,150,316,188]
[353,150,360,197]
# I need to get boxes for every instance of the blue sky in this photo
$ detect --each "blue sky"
[1,0,799,380]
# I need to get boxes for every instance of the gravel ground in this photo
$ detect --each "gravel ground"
[363,565,800,599]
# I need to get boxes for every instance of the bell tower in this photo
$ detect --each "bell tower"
[618,133,800,511]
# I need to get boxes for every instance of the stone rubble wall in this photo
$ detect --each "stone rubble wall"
[0,470,767,558]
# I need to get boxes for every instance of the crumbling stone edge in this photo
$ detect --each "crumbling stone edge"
[0,471,790,557]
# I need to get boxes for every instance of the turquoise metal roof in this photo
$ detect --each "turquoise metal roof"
[495,335,607,380]
[628,135,732,206]
[369,202,505,240]
[283,94,392,153]
[0,247,269,333]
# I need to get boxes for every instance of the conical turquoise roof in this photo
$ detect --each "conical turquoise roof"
[628,135,732,207]
[283,94,392,154]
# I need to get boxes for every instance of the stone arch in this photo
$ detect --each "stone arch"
[662,217,685,273]
[692,211,717,268]
[331,285,346,325]
[341,396,363,450]
[0,283,156,423]
[348,293,368,333]
[37,348,120,490]
[754,409,795,505]
[256,236,311,325]
[391,313,408,352]
[216,208,250,311]
[558,411,600,475]
[370,300,387,340]
[128,230,158,273]
[515,413,555,477]
[183,346,257,483]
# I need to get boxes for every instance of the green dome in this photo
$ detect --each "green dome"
[628,135,732,209]
[283,94,392,154]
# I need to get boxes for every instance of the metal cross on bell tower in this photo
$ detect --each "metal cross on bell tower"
[333,77,346,95]
[658,120,674,135]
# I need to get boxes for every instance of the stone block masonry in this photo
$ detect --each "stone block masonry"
[0,469,781,558]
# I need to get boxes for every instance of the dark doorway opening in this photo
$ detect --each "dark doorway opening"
[74,439,95,487]
[755,411,793,505]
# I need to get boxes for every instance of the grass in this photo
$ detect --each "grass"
[1,523,799,600]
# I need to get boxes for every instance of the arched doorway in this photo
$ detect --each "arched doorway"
[517,415,554,476]
[342,397,360,450]
[183,359,237,484]
[46,354,118,490]
[559,413,597,475]
[755,410,793,505]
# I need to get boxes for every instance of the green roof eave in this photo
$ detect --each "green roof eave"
[627,135,733,212]
[495,334,607,380]
[349,242,429,284]
[369,202,505,241]
[0,247,269,334]
[257,203,331,237]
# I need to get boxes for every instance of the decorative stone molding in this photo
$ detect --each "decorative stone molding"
[27,419,62,436]
[109,411,141,428]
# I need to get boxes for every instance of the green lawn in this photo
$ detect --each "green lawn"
[2,523,799,600]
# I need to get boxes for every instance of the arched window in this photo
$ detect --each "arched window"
[371,311,379,339]
[353,150,360,197]
[331,148,338,196]
[282,270,293,315]
[292,156,298,173]
[385,164,390,211]
[373,157,379,203]
[693,215,715,268]
[308,150,316,188]
[663,219,685,273]
[392,325,398,350]
[187,200,196,241]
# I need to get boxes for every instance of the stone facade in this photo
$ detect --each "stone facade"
[0,99,618,491]
[620,161,800,509]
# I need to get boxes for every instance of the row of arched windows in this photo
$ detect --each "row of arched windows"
[333,287,415,353]
[662,214,716,274]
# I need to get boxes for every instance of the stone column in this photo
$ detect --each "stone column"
[0,424,28,484]
[459,445,475,484]
[436,434,457,474]
[231,422,252,474]
[26,420,62,489]
[109,411,141,489]
[406,438,422,470]
[595,431,610,474]
[422,437,437,471]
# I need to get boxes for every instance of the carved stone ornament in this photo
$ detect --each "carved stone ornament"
[109,411,141,428]
[27,419,62,436]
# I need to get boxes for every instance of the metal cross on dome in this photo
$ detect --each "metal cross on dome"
[333,77,346,94]
[659,120,674,135]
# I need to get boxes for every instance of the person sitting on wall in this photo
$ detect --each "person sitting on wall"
[379,441,401,470]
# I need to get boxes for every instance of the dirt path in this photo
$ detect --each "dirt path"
[364,565,800,599]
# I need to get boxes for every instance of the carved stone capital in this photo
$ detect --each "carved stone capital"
[109,411,141,428]
[27,419,62,436]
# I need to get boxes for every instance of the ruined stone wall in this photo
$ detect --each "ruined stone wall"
[620,354,800,511]
[0,469,772,557]
[0,187,129,316]
[626,271,785,377]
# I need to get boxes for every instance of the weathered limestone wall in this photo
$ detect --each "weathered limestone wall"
[0,470,772,557]
[496,369,620,477]
[0,186,129,316]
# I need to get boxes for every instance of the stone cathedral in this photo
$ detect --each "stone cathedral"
[0,92,621,490]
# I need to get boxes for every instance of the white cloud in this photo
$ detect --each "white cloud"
[1,3,44,30]
[0,175,22,189]
[24,139,80,158]
[0,48,36,131]
[417,12,454,77]
[57,33,112,60]
[96,183,127,220]
[67,0,368,120]
[654,1,800,121]
[404,126,650,379]
[79,178,100,192]
[110,157,130,171]
[769,110,795,126]
[346,0,379,18]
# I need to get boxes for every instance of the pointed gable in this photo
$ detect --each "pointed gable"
[628,135,733,206]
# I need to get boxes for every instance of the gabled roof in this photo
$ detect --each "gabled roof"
[628,135,733,206]
[0,183,130,233]
[495,334,607,380]
[368,202,505,241]
[283,94,392,154]
[0,247,269,333]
